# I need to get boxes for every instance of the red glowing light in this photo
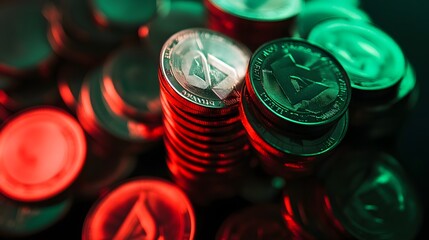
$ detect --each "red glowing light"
[83,178,196,240]
[0,107,86,202]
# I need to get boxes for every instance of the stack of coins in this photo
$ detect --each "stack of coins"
[77,46,163,154]
[282,148,423,239]
[240,38,351,178]
[45,0,160,65]
[159,28,252,202]
[308,20,419,140]
[0,107,86,237]
[82,178,196,240]
[0,1,59,118]
[205,0,302,50]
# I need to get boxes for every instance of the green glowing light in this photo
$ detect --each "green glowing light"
[210,0,302,21]
[308,20,405,91]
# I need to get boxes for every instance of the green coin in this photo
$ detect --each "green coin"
[323,150,422,240]
[209,0,302,21]
[85,69,148,142]
[241,88,348,157]
[305,0,359,7]
[102,46,161,121]
[0,195,72,237]
[144,0,206,55]
[248,38,351,127]
[296,1,370,38]
[0,2,53,74]
[308,20,406,93]
[91,0,158,29]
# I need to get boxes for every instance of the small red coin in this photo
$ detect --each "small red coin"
[82,178,196,240]
[0,107,86,202]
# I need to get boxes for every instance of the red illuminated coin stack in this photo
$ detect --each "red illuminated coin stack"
[76,46,163,155]
[205,0,302,50]
[159,28,252,202]
[240,38,351,178]
[82,178,196,240]
[0,107,86,237]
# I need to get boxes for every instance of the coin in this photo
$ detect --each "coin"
[82,178,195,240]
[207,0,301,22]
[205,0,302,50]
[102,46,162,123]
[308,19,406,100]
[296,1,370,38]
[0,107,86,202]
[247,38,351,131]
[0,195,72,237]
[160,28,251,111]
[90,0,158,31]
[0,1,55,78]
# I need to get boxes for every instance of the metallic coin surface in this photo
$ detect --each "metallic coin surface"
[308,20,405,92]
[82,178,195,240]
[247,38,351,126]
[0,107,86,202]
[102,47,161,122]
[0,195,72,237]
[241,88,348,158]
[296,1,370,38]
[208,0,302,21]
[160,28,251,109]
[91,0,158,29]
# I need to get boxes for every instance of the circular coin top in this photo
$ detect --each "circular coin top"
[209,0,302,21]
[248,38,351,125]
[91,0,157,28]
[161,28,251,109]
[0,108,86,202]
[308,20,405,91]
[83,178,195,240]
[103,47,161,118]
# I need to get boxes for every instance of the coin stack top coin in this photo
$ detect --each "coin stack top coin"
[159,28,252,202]
[241,38,351,178]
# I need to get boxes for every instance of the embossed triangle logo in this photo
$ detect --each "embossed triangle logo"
[182,50,239,100]
[268,54,329,105]
[113,193,158,240]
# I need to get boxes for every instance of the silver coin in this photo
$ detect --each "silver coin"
[160,28,251,109]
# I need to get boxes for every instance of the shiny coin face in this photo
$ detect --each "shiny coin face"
[208,0,302,21]
[248,38,351,126]
[82,178,195,240]
[0,108,86,202]
[160,28,251,109]
[308,20,405,91]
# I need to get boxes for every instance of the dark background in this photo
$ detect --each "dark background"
[1,0,428,239]
[362,0,429,239]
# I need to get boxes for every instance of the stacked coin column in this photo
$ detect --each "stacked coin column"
[240,38,351,178]
[159,28,252,202]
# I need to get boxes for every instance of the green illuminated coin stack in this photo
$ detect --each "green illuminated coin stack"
[308,19,418,140]
[240,38,351,178]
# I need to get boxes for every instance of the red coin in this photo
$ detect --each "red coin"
[0,107,86,202]
[82,178,196,240]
